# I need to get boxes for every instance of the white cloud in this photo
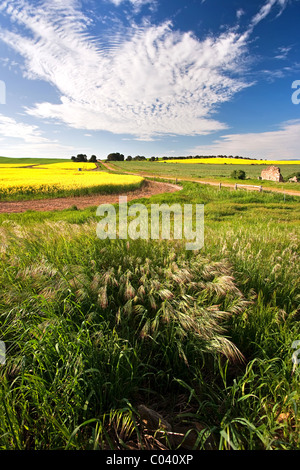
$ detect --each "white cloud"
[236,9,245,20]
[274,45,292,59]
[0,0,292,144]
[0,113,74,158]
[0,113,50,144]
[108,0,156,9]
[0,140,75,159]
[0,0,250,140]
[188,120,300,160]
[248,0,289,30]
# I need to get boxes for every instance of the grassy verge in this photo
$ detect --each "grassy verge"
[0,182,299,450]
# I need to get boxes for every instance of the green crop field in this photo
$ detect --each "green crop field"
[110,161,300,191]
[0,156,71,165]
[0,181,299,450]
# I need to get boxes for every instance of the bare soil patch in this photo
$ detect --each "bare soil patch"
[0,180,182,214]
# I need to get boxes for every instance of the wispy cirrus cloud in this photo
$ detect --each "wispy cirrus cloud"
[0,0,291,142]
[274,45,292,59]
[248,0,289,30]
[0,0,251,140]
[108,0,157,8]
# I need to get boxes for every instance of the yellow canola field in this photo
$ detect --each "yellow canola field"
[36,162,97,170]
[166,158,300,165]
[0,167,143,197]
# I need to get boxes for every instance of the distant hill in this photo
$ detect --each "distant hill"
[0,156,70,164]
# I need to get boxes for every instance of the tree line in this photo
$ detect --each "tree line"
[71,154,97,162]
[106,154,258,161]
[160,155,259,161]
[70,153,157,162]
[70,153,261,163]
[106,153,158,162]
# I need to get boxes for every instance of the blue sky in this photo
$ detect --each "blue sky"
[0,0,299,160]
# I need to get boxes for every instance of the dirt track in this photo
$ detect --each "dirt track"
[0,180,182,214]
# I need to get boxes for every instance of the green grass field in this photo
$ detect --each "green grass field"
[110,161,300,191]
[0,181,299,450]
[0,156,71,165]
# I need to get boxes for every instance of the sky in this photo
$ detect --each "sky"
[0,0,299,160]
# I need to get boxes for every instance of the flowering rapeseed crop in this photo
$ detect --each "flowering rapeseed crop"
[0,166,143,200]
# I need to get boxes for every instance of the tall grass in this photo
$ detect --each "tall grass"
[0,182,299,450]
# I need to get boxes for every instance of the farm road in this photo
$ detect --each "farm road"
[0,179,182,214]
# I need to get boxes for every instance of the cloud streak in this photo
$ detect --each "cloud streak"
[0,112,74,157]
[108,0,156,9]
[248,0,289,30]
[0,113,50,144]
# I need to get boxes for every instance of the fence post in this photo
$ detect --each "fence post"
[219,182,222,190]
[259,186,262,192]
[234,183,237,190]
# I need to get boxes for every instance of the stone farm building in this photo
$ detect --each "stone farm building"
[261,166,283,182]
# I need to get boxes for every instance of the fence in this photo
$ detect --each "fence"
[233,183,263,192]
[216,182,263,191]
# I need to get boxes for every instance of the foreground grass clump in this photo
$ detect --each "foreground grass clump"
[0,231,245,449]
[0,182,299,450]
